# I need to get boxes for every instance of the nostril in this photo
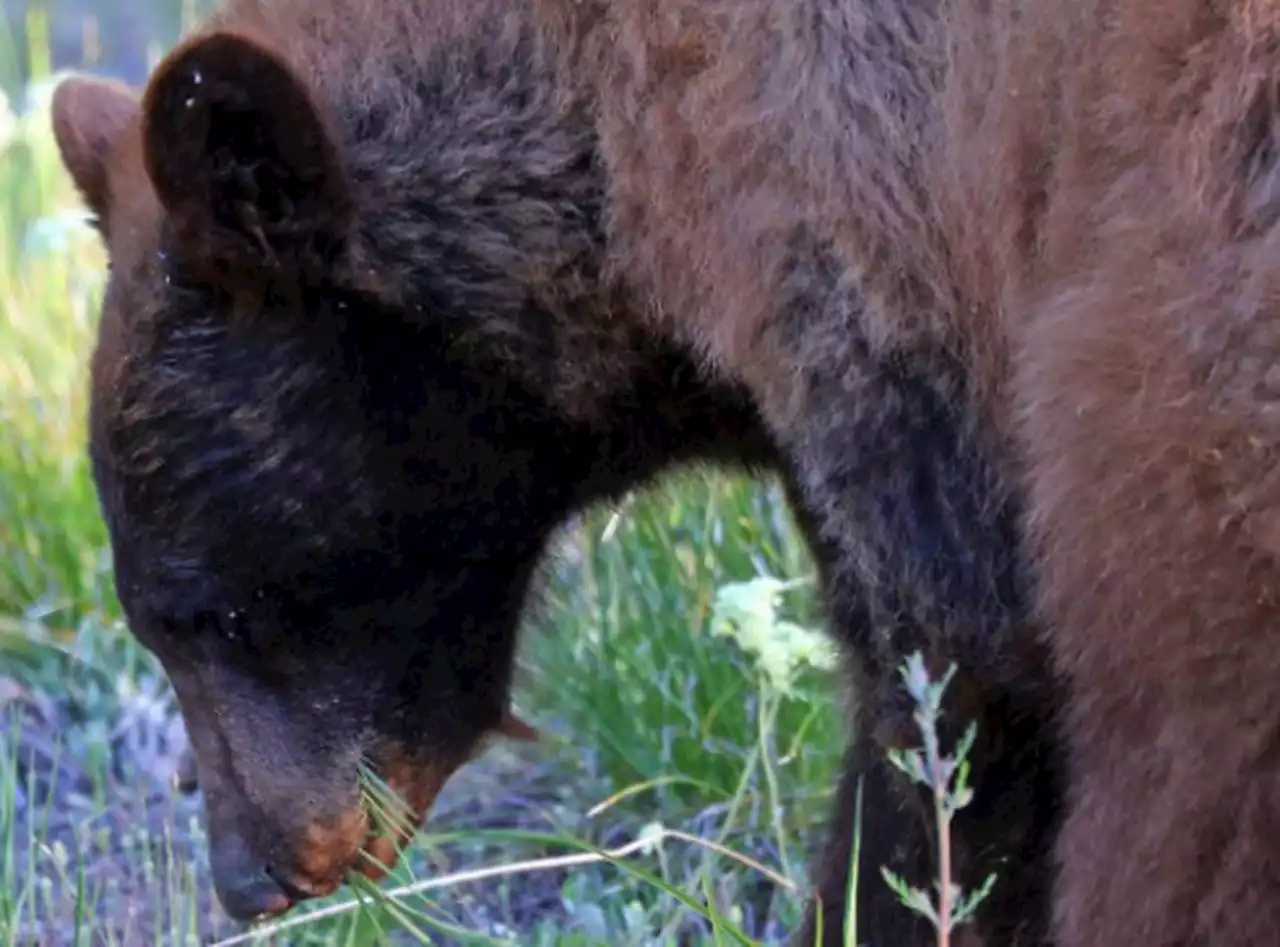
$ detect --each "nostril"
[216,867,293,923]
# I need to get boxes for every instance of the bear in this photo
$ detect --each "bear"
[51,0,1280,945]
[47,2,1060,941]
[51,0,1054,943]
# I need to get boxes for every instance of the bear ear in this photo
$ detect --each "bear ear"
[140,30,352,277]
[50,76,139,230]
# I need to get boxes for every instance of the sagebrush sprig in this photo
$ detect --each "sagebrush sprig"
[880,652,997,946]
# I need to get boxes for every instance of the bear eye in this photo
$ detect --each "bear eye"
[191,609,218,637]
[224,609,246,641]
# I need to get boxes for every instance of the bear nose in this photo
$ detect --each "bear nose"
[214,865,295,922]
[209,830,299,922]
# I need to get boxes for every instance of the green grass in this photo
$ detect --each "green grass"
[0,77,115,625]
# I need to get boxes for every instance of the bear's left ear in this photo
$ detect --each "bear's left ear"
[50,76,139,232]
[140,30,352,277]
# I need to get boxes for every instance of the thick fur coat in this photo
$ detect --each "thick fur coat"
[48,1,1280,944]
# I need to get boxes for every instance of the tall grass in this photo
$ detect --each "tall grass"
[0,69,114,625]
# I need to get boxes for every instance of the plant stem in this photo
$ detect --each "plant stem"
[925,719,952,947]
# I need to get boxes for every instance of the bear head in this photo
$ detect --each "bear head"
[49,25,775,923]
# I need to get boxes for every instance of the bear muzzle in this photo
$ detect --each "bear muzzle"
[202,710,540,923]
[200,752,466,922]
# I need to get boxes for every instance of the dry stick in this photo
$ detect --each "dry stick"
[209,824,798,947]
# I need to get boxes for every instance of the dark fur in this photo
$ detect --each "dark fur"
[50,0,1280,944]
[774,230,1057,946]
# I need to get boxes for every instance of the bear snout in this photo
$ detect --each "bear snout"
[205,795,365,922]
[202,750,468,922]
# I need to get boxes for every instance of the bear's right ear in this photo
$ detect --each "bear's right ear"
[140,30,352,278]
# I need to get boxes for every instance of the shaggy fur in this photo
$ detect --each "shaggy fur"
[47,0,1280,944]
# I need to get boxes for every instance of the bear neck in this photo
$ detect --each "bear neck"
[304,13,783,500]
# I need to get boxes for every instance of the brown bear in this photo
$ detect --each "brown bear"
[48,0,1280,944]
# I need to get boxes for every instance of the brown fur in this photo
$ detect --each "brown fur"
[48,0,1280,944]
[1010,5,1280,944]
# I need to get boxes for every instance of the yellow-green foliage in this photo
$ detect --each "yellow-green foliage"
[0,78,115,621]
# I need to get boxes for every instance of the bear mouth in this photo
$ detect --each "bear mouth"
[350,756,459,883]
[345,715,540,886]
[265,863,343,903]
